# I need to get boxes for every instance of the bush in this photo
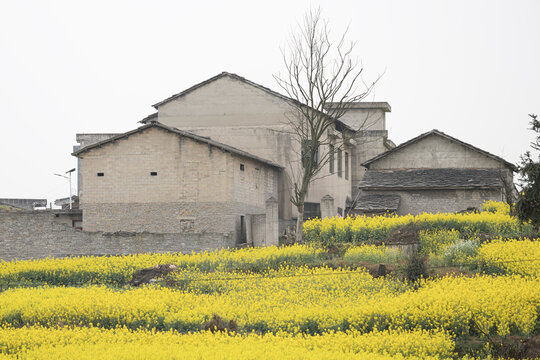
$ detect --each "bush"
[404,255,428,282]
[443,239,480,266]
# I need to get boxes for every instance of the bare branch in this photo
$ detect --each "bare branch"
[274,7,381,242]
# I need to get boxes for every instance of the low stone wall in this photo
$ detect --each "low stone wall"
[0,211,233,261]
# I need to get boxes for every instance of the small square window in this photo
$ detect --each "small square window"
[240,164,245,171]
[150,172,158,176]
[97,172,104,177]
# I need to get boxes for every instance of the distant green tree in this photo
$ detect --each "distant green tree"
[515,114,540,229]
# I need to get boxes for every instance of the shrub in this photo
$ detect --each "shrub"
[404,255,428,282]
[443,239,480,266]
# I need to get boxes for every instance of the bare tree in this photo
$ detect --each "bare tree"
[274,8,378,242]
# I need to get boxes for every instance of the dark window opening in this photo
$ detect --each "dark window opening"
[97,172,104,177]
[240,164,245,171]
[338,207,343,216]
[329,145,334,174]
[150,172,158,176]
[345,152,349,180]
[303,202,321,220]
[301,140,319,168]
[239,215,247,244]
[337,149,342,178]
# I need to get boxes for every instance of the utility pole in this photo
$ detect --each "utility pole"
[54,168,76,209]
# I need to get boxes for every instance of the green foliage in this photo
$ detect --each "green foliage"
[481,200,510,215]
[443,239,480,266]
[304,208,531,246]
[516,113,540,230]
[404,255,428,282]
[343,245,405,264]
[418,230,461,256]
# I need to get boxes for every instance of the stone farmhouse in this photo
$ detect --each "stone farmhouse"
[73,72,515,246]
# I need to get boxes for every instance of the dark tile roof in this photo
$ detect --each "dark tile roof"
[354,194,401,211]
[359,168,504,190]
[139,112,158,124]
[361,129,517,171]
[325,102,391,112]
[72,122,283,170]
[150,72,355,133]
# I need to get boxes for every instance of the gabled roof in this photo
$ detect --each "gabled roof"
[359,168,504,190]
[72,122,283,169]
[361,129,517,171]
[149,72,355,133]
[138,112,158,124]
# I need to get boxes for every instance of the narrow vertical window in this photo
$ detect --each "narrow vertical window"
[337,148,342,178]
[345,152,349,180]
[329,145,334,174]
[301,140,319,168]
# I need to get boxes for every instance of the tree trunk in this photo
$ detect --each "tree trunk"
[296,203,304,243]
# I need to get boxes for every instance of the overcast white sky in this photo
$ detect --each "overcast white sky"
[1,0,539,205]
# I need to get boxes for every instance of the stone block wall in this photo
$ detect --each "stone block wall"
[0,211,233,261]
[364,188,504,215]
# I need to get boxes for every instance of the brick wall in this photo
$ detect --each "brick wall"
[78,127,280,244]
[0,211,233,261]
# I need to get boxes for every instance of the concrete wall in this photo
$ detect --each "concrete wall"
[252,214,266,247]
[78,127,279,243]
[351,130,390,200]
[363,188,504,215]
[369,134,504,170]
[0,199,47,210]
[0,211,233,261]
[338,108,386,131]
[306,141,353,216]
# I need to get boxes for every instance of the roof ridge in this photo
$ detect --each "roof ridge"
[149,72,356,133]
[361,129,517,171]
[72,122,283,169]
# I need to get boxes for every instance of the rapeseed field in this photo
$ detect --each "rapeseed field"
[0,202,538,359]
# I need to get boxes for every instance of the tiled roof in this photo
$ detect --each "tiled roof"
[359,168,504,190]
[354,194,401,211]
[139,112,158,124]
[72,123,283,169]
[361,129,517,171]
